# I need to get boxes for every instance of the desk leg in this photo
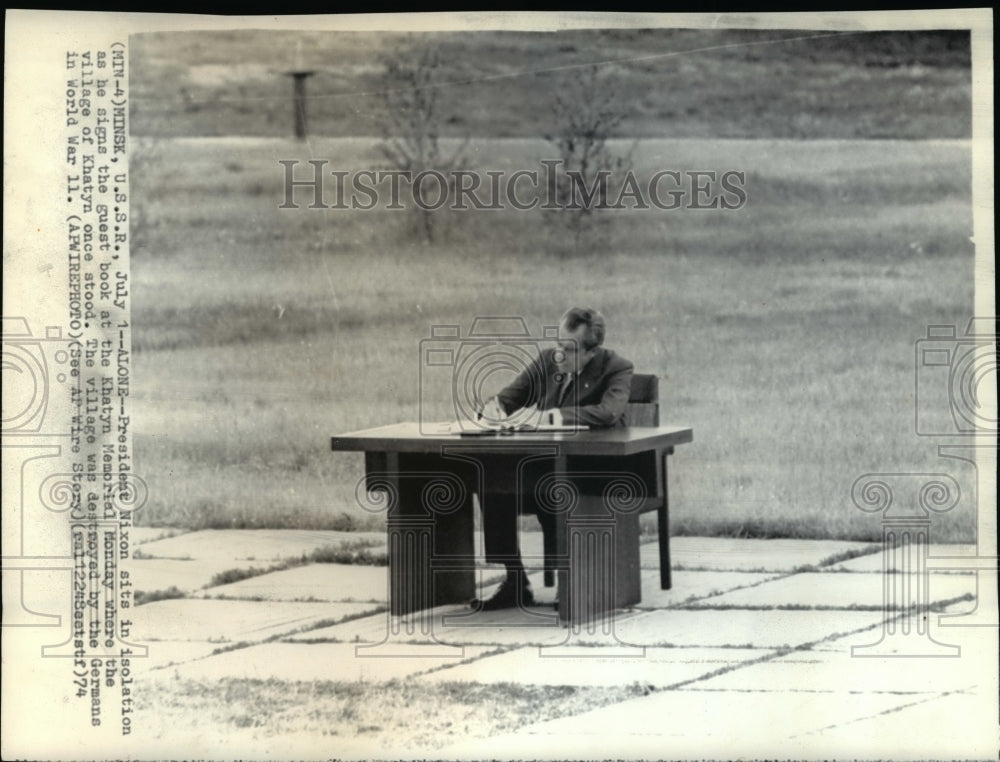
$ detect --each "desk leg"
[382,452,475,617]
[556,486,641,630]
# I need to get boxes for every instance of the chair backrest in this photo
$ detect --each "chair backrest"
[625,373,659,426]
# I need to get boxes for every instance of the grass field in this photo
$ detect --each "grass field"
[130,135,977,542]
[129,29,971,140]
[137,677,647,753]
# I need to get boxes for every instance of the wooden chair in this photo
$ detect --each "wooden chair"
[540,373,673,590]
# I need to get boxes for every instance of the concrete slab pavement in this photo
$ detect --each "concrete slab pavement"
[705,570,976,609]
[799,689,997,758]
[697,646,983,694]
[648,537,880,572]
[789,596,985,655]
[132,527,188,545]
[120,529,995,759]
[290,605,889,651]
[134,598,377,643]
[416,645,769,688]
[136,641,224,671]
[137,528,385,561]
[127,557,259,594]
[487,568,778,610]
[286,603,580,647]
[195,563,389,603]
[161,641,500,683]
[831,543,977,573]
[610,608,887,648]
[638,569,780,607]
[435,686,928,760]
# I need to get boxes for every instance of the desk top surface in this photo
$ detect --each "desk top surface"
[331,422,693,457]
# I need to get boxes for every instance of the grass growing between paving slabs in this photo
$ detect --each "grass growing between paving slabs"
[214,608,392,655]
[682,593,974,612]
[138,677,648,750]
[134,586,187,606]
[670,543,883,575]
[131,539,389,605]
[205,540,389,589]
[134,610,930,748]
[137,540,885,605]
[799,545,883,572]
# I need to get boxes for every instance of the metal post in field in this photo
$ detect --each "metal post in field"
[284,70,316,140]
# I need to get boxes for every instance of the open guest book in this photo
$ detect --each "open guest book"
[439,420,582,436]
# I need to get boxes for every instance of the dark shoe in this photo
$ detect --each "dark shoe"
[471,577,534,611]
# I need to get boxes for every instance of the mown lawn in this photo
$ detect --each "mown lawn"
[129,29,971,140]
[130,136,976,542]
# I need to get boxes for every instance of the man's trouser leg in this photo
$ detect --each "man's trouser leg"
[481,491,520,567]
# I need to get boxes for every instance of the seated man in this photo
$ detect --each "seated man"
[474,306,634,610]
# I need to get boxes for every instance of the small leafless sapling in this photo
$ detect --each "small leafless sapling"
[544,66,636,255]
[377,48,467,243]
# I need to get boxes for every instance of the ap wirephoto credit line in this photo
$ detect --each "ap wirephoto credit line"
[2,9,996,762]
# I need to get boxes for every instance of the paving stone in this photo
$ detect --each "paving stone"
[288,604,579,647]
[133,599,376,644]
[138,529,385,561]
[638,570,780,608]
[937,592,996,626]
[696,647,982,694]
[162,641,496,682]
[654,537,878,572]
[132,527,189,545]
[134,641,223,672]
[429,588,646,648]
[706,571,976,609]
[417,645,768,688]
[807,598,992,656]
[293,605,885,651]
[831,543,978,573]
[497,568,777,612]
[692,537,882,571]
[801,688,999,758]
[195,563,389,603]
[188,563,776,610]
[611,608,887,649]
[436,688,916,760]
[127,558,259,594]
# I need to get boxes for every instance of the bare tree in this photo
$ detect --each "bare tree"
[544,66,635,255]
[377,48,467,243]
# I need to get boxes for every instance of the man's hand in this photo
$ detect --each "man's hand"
[478,397,505,423]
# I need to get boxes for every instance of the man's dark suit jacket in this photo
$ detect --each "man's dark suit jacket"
[495,346,634,428]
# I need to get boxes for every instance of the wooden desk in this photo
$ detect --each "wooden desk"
[331,423,693,626]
